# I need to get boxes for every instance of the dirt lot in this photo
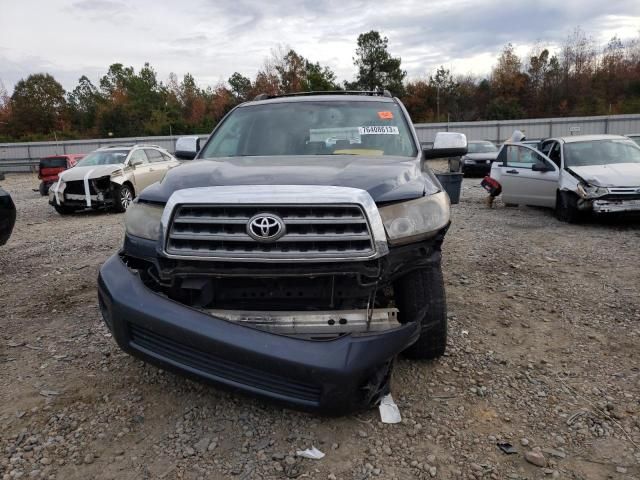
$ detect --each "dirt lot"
[1,171,639,480]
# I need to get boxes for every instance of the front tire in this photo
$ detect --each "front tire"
[54,205,77,215]
[394,266,447,360]
[556,191,582,223]
[113,183,134,213]
[39,182,49,196]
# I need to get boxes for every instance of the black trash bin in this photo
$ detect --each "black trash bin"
[435,172,463,204]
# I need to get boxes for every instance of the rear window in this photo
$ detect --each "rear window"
[40,157,67,169]
[467,142,497,153]
[201,100,418,158]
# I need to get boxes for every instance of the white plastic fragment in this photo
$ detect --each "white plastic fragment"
[379,393,402,424]
[295,446,325,460]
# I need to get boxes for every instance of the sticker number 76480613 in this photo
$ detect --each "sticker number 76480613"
[358,126,399,135]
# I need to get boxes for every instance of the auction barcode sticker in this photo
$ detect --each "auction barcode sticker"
[358,126,399,135]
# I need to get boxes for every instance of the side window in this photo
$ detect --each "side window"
[128,149,148,165]
[161,152,173,162]
[540,141,553,156]
[548,142,562,167]
[145,149,164,163]
[505,145,539,168]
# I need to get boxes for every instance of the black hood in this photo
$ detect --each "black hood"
[140,155,439,204]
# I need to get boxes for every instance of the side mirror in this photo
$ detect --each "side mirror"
[423,132,468,160]
[175,136,200,160]
[532,161,552,172]
[129,159,143,168]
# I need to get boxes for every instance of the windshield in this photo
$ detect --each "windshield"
[201,100,418,158]
[563,139,640,167]
[76,150,129,167]
[40,157,67,169]
[467,141,497,154]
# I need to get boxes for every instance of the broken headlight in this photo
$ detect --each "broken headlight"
[576,183,609,198]
[124,200,163,240]
[378,192,450,246]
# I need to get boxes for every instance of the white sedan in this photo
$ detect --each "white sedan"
[490,134,640,222]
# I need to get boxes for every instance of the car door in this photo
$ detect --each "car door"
[496,144,559,207]
[127,149,155,191]
[143,148,171,185]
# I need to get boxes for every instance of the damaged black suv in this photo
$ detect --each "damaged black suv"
[98,91,467,414]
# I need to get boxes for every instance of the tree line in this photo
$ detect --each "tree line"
[0,27,638,142]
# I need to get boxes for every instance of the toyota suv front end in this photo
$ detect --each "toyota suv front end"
[98,91,466,413]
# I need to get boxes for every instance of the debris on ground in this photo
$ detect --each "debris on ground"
[295,447,325,460]
[378,393,402,424]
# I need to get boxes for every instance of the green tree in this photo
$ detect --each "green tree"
[67,75,101,133]
[228,72,253,102]
[304,61,340,91]
[350,31,406,95]
[429,67,455,121]
[11,73,67,137]
[96,62,167,136]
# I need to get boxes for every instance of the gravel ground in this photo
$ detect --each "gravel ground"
[1,171,639,480]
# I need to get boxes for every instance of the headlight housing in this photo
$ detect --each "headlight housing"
[576,183,609,198]
[124,200,164,240]
[378,192,450,245]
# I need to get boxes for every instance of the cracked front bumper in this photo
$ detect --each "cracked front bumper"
[592,198,640,214]
[97,254,420,414]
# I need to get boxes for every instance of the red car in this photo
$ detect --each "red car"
[38,154,85,196]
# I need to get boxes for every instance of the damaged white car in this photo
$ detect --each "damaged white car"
[490,134,640,222]
[49,144,180,214]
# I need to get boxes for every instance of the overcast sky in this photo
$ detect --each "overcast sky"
[1,0,639,93]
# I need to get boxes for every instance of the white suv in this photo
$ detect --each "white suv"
[49,144,180,214]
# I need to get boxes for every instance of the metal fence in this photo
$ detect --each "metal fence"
[414,113,640,144]
[2,113,640,172]
[0,135,209,172]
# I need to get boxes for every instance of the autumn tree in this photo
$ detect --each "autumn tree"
[0,80,11,139]
[487,44,526,119]
[266,47,340,94]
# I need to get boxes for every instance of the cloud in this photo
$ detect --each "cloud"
[0,0,639,92]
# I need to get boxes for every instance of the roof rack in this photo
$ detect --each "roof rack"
[253,90,393,101]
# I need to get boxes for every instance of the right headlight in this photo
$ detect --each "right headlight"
[124,200,164,240]
[576,183,609,198]
[378,192,450,246]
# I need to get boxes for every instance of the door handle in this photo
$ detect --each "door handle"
[506,169,519,174]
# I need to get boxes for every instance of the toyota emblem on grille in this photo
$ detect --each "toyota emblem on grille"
[247,214,285,242]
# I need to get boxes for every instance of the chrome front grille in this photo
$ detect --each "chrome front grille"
[166,204,375,260]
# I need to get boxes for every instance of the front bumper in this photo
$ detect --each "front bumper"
[592,198,640,214]
[98,254,420,414]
